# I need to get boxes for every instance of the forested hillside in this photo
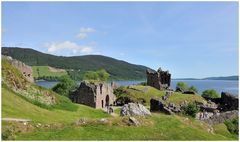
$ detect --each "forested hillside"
[2,47,151,80]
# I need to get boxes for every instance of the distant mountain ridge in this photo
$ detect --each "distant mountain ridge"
[203,76,238,80]
[174,75,238,81]
[2,47,152,80]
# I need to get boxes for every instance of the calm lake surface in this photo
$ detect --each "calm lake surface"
[36,80,239,96]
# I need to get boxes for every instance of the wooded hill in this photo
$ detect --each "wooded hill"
[2,47,151,80]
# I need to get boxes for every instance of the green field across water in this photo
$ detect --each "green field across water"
[32,66,68,79]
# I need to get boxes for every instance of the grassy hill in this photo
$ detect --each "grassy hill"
[32,66,68,80]
[1,58,237,140]
[2,84,237,140]
[114,85,207,106]
[2,47,151,80]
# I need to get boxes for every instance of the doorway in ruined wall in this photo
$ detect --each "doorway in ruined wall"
[101,100,104,108]
[105,95,109,107]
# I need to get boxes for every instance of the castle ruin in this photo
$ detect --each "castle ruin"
[70,81,116,109]
[2,55,34,83]
[146,68,171,90]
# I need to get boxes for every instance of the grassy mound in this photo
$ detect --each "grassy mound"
[2,84,109,123]
[166,92,206,105]
[115,85,206,106]
[2,59,78,111]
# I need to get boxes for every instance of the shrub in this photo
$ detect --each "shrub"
[115,96,132,106]
[139,82,147,86]
[97,69,110,81]
[176,81,188,91]
[189,85,198,93]
[182,102,200,117]
[83,69,110,81]
[224,117,239,135]
[113,86,126,97]
[202,89,220,99]
[52,75,77,97]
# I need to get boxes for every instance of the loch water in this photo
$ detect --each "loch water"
[36,79,239,96]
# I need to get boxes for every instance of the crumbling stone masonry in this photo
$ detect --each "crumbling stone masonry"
[146,68,171,90]
[70,81,116,109]
[2,55,34,83]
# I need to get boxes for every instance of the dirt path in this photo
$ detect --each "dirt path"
[2,118,31,122]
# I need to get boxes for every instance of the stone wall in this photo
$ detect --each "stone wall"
[71,82,96,108]
[2,55,34,83]
[221,92,238,111]
[95,83,116,109]
[70,81,116,109]
[203,92,238,112]
[146,68,171,90]
[203,110,238,125]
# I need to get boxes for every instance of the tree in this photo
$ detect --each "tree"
[182,102,200,117]
[96,69,110,81]
[52,75,77,97]
[189,85,198,93]
[176,81,188,91]
[83,71,99,80]
[202,89,220,99]
[83,69,110,81]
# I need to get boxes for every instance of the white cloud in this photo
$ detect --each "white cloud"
[80,27,95,33]
[76,27,96,40]
[45,41,94,56]
[77,33,88,39]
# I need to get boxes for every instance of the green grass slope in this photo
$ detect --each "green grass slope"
[2,47,151,80]
[2,83,237,140]
[2,84,109,123]
[1,59,237,140]
[15,113,237,140]
[2,59,77,110]
[117,85,206,106]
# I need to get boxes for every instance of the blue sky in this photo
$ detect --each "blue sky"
[2,2,239,78]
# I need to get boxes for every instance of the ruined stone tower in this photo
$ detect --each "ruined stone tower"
[146,68,171,90]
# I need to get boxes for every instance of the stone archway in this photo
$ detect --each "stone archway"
[105,95,109,107]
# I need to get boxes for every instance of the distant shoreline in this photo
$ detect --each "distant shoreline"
[173,76,238,81]
[173,79,239,81]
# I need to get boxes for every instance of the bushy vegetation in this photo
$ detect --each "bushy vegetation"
[139,81,147,86]
[83,69,110,81]
[52,75,77,97]
[202,89,220,98]
[3,47,148,80]
[182,102,200,117]
[176,82,198,93]
[67,70,83,81]
[189,85,198,93]
[224,117,239,135]
[176,82,189,91]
